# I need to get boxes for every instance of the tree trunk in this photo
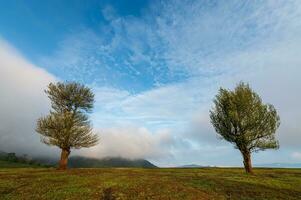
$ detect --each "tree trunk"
[242,152,253,174]
[58,149,70,170]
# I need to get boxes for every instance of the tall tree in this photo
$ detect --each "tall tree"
[210,82,280,173]
[36,82,99,170]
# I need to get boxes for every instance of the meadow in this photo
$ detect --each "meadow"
[0,162,300,200]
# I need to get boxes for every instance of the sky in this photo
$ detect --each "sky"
[0,0,301,167]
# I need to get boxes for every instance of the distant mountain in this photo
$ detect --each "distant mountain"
[255,163,301,168]
[177,164,210,168]
[68,156,157,168]
[0,151,6,156]
[0,151,52,167]
[0,150,157,168]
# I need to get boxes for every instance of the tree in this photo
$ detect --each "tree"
[36,82,99,170]
[209,82,280,173]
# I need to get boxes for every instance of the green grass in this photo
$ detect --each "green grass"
[0,167,300,200]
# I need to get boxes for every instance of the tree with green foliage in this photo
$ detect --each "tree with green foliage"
[210,82,280,173]
[36,82,99,170]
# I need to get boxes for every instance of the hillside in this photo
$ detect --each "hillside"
[0,160,40,168]
[0,151,157,168]
[0,168,300,199]
[0,152,51,168]
[68,156,157,168]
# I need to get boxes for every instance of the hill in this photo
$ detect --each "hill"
[0,151,157,168]
[255,163,301,168]
[0,160,41,168]
[68,156,157,168]
[177,164,209,168]
[0,168,300,199]
[0,151,51,168]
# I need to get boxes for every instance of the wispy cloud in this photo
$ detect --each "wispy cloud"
[3,0,301,166]
[40,0,301,87]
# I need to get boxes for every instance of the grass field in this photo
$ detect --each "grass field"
[0,166,300,200]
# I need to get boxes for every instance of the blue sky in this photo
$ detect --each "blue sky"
[0,0,148,56]
[0,0,301,167]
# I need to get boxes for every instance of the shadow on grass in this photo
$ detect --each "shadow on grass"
[102,187,116,200]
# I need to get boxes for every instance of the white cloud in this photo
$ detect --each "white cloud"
[292,152,301,160]
[79,125,175,161]
[120,0,298,165]
[88,50,301,164]
[13,0,301,165]
[91,77,216,128]
[76,0,301,166]
[40,0,301,84]
[0,39,57,156]
[154,0,301,75]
